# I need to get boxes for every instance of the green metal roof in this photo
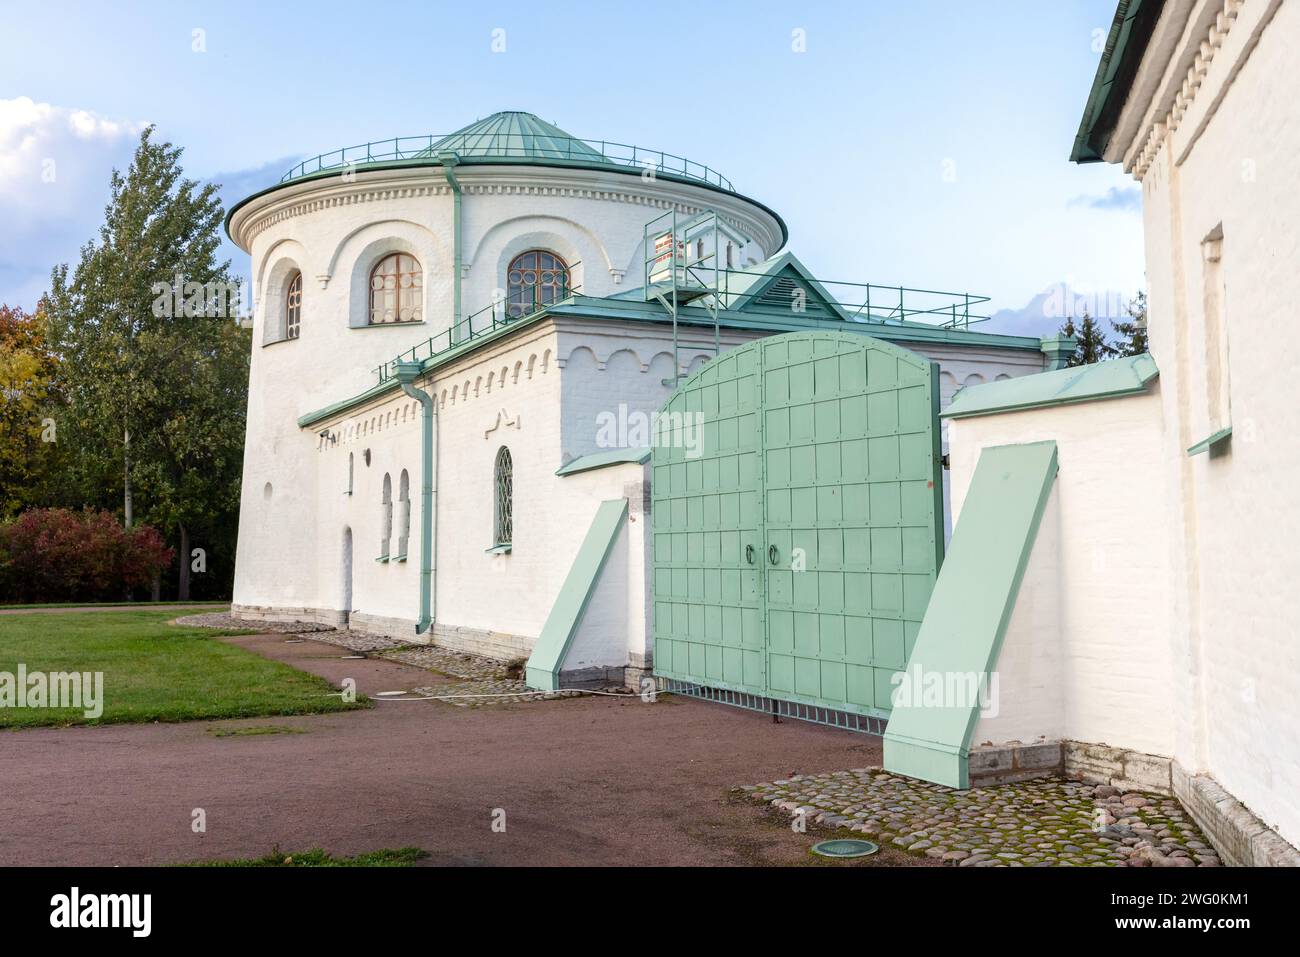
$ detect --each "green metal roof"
[299,294,1048,430]
[226,110,789,248]
[1071,0,1164,163]
[415,112,607,163]
[942,352,1158,419]
[555,447,652,476]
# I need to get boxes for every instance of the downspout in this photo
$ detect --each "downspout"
[438,151,462,338]
[395,360,435,634]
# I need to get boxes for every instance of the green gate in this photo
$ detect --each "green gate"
[651,331,943,730]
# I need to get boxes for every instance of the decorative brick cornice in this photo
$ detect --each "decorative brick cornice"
[1130,0,1244,179]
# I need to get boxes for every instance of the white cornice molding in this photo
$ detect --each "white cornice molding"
[228,164,784,256]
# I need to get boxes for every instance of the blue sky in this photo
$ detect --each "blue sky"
[0,0,1143,335]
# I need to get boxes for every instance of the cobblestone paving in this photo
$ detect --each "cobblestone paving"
[174,612,336,634]
[380,645,585,705]
[738,769,1221,867]
[300,629,404,653]
[380,644,516,680]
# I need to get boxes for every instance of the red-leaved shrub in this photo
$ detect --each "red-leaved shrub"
[0,508,175,604]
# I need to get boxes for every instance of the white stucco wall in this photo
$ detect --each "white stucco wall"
[950,388,1174,758]
[1110,0,1299,846]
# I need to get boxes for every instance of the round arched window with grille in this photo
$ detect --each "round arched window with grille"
[506,250,569,319]
[285,271,302,339]
[369,253,423,324]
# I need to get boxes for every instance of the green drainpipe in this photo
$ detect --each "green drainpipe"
[395,360,434,634]
[438,151,462,338]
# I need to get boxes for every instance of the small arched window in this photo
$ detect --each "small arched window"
[507,250,569,319]
[285,271,302,339]
[493,447,513,546]
[369,253,422,325]
[397,469,411,560]
[379,473,393,560]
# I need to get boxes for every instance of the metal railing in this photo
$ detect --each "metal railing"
[373,268,581,384]
[282,134,735,192]
[716,267,992,330]
[370,261,990,385]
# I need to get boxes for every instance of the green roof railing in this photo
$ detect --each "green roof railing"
[370,260,992,387]
[282,134,735,192]
[372,265,582,384]
[715,266,992,330]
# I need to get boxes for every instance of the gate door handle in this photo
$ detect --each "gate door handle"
[745,544,755,564]
[768,544,779,566]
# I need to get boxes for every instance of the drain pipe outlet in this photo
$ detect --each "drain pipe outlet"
[395,360,435,635]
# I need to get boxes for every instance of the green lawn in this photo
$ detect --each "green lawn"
[184,847,428,867]
[0,610,366,729]
[0,600,228,610]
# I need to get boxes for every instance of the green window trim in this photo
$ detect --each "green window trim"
[485,543,512,555]
[1187,425,1232,456]
[394,553,408,563]
[375,555,390,563]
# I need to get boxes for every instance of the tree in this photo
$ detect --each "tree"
[0,304,66,518]
[1112,291,1149,356]
[43,127,249,599]
[1059,311,1116,367]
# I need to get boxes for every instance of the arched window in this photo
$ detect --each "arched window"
[285,271,302,339]
[507,250,569,319]
[493,447,513,546]
[397,470,410,560]
[369,253,422,325]
[347,452,354,496]
[380,473,393,560]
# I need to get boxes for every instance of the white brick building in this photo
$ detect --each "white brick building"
[227,112,1062,688]
[936,0,1299,863]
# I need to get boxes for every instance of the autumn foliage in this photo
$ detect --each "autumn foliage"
[0,508,174,604]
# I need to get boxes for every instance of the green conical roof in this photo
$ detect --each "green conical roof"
[418,111,606,162]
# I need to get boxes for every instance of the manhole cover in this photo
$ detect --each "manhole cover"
[811,839,878,859]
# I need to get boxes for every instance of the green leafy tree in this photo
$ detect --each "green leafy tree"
[0,304,68,518]
[44,127,249,599]
[1059,311,1116,367]
[1111,291,1149,356]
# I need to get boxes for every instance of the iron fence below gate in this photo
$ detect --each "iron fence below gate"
[654,677,888,736]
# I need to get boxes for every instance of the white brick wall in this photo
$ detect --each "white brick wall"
[1123,0,1300,846]
[952,387,1175,757]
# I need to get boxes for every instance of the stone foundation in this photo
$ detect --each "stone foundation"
[968,741,1063,786]
[1172,763,1300,867]
[1062,741,1173,794]
[232,603,649,688]
[231,603,342,628]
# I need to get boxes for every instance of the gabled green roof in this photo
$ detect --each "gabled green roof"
[942,352,1158,419]
[416,111,607,162]
[724,252,855,321]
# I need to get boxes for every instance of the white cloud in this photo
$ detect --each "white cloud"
[0,97,147,307]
